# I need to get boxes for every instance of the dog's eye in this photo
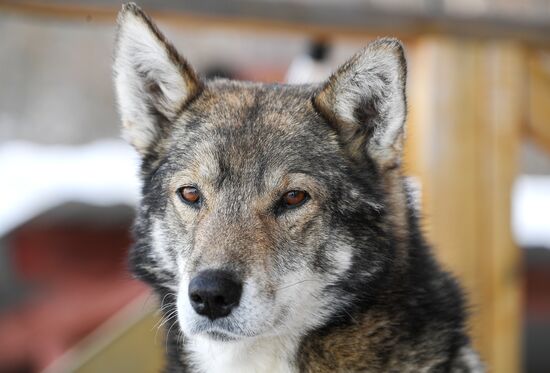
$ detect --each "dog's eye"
[281,190,308,209]
[177,186,201,206]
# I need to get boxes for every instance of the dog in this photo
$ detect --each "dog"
[113,3,483,372]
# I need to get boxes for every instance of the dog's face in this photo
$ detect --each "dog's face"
[149,85,356,340]
[114,4,406,342]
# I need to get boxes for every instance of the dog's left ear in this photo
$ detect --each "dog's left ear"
[113,3,202,156]
[314,38,406,169]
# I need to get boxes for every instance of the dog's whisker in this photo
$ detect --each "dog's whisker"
[165,319,179,354]
[276,278,321,292]
[154,308,179,346]
[158,292,176,310]
[157,309,178,330]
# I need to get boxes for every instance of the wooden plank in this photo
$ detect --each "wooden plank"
[527,49,550,152]
[406,37,524,372]
[1,0,550,45]
[480,43,524,373]
[43,294,165,373]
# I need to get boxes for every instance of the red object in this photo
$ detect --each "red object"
[525,265,550,319]
[0,223,148,372]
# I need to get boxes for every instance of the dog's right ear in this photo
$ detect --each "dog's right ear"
[113,3,202,156]
[313,39,406,170]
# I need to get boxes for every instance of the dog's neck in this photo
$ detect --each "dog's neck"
[185,334,298,373]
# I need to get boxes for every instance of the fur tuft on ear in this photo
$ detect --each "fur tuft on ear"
[113,3,202,155]
[314,38,407,169]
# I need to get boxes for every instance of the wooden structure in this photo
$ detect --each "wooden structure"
[2,1,549,372]
[42,295,165,373]
[408,39,525,372]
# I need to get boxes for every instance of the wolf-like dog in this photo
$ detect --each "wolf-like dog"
[113,3,483,372]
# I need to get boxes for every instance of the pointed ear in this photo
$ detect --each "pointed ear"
[113,3,202,156]
[314,38,407,169]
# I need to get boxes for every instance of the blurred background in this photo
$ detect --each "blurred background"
[0,0,549,372]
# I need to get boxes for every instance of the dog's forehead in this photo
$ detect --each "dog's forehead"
[169,81,342,188]
[198,81,317,127]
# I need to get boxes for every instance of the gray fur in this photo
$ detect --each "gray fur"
[113,3,483,372]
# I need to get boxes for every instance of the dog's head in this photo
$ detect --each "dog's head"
[113,4,407,342]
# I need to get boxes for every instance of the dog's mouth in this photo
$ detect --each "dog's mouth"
[205,330,239,342]
[189,321,255,342]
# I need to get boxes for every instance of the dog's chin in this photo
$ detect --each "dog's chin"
[181,316,256,341]
[203,330,240,342]
[188,323,254,342]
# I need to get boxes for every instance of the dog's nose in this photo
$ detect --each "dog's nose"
[188,270,242,320]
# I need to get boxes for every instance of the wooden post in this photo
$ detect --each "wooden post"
[405,37,525,372]
[527,48,550,151]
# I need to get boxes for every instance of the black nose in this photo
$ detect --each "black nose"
[188,270,242,320]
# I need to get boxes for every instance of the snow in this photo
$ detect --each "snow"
[0,140,141,237]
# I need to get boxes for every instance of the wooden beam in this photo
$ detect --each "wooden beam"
[406,37,525,372]
[1,0,550,45]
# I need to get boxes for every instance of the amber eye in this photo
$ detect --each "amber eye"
[282,190,308,209]
[177,186,201,205]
